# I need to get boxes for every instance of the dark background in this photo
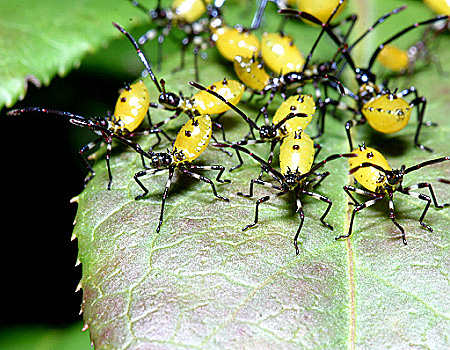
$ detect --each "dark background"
[0,42,141,327]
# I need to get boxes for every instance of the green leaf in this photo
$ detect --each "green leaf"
[14,0,450,348]
[0,322,91,350]
[0,0,146,110]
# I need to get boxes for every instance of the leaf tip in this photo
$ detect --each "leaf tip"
[7,74,43,108]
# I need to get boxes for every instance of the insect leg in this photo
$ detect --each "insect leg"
[78,137,102,187]
[212,121,230,143]
[401,182,449,232]
[182,166,230,201]
[387,191,407,244]
[237,178,283,198]
[317,96,358,139]
[257,140,278,181]
[300,189,334,230]
[133,167,168,200]
[133,164,174,232]
[313,81,326,138]
[103,134,114,190]
[313,142,322,158]
[300,0,345,71]
[157,28,168,71]
[128,128,173,152]
[293,198,304,255]
[211,142,245,172]
[175,35,191,73]
[330,13,358,45]
[154,166,175,232]
[404,156,450,175]
[345,116,366,152]
[229,149,244,172]
[398,85,436,125]
[403,182,449,209]
[335,186,384,241]
[250,0,269,30]
[254,95,274,129]
[237,178,257,198]
[213,142,286,181]
[368,15,449,69]
[343,184,378,206]
[210,133,233,158]
[437,178,450,184]
[401,188,433,232]
[265,139,279,167]
[409,95,433,152]
[308,152,359,176]
[308,171,330,189]
[396,86,420,121]
[243,189,288,231]
[152,109,183,129]
[113,22,163,93]
[193,44,200,82]
[188,164,231,184]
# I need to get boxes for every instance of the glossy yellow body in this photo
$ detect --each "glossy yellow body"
[423,0,450,14]
[362,94,412,134]
[173,115,212,163]
[296,0,346,23]
[233,56,270,91]
[349,146,391,193]
[113,80,149,133]
[279,131,315,176]
[212,26,261,62]
[261,32,305,74]
[173,0,212,23]
[188,79,245,115]
[273,95,315,134]
[377,44,409,72]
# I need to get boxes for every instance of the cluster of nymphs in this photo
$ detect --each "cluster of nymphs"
[9,0,450,255]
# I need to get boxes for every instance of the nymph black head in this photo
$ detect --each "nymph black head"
[259,125,277,141]
[150,152,172,168]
